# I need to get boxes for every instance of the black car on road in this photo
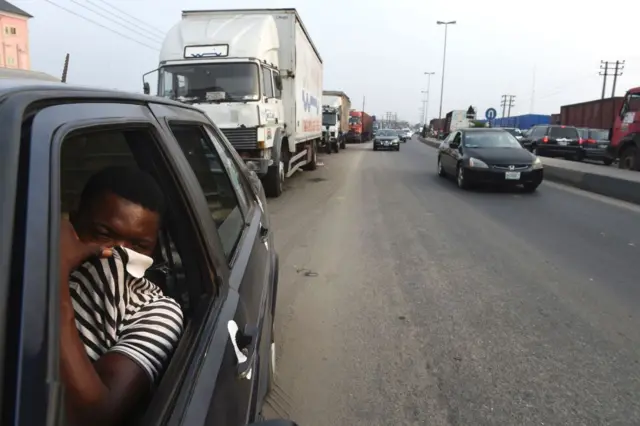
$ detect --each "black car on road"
[437,128,544,192]
[577,127,613,165]
[521,124,582,160]
[0,80,294,426]
[373,129,401,151]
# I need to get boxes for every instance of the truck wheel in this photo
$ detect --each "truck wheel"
[325,141,332,154]
[340,140,346,149]
[619,145,638,170]
[302,142,317,171]
[332,141,339,153]
[263,159,284,198]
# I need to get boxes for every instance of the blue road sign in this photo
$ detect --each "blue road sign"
[485,108,497,120]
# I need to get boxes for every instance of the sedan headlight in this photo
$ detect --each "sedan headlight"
[468,157,489,168]
[532,156,543,169]
[392,139,399,144]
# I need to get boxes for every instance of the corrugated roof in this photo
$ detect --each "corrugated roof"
[0,0,32,18]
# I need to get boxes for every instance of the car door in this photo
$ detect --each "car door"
[149,103,273,425]
[444,132,462,173]
[438,132,453,169]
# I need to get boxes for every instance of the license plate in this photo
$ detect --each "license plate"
[557,140,567,146]
[599,144,608,149]
[505,171,521,180]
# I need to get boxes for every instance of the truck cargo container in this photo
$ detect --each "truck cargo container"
[322,90,351,152]
[148,8,323,197]
[550,113,560,125]
[347,110,373,143]
[491,114,550,129]
[444,110,471,134]
[559,97,624,130]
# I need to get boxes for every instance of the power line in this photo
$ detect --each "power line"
[92,0,167,37]
[68,0,163,44]
[43,0,160,51]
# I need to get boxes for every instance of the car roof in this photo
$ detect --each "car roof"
[0,79,205,112]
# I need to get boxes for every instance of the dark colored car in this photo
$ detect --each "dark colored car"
[437,128,544,192]
[373,129,400,151]
[577,128,613,165]
[0,80,294,426]
[521,124,582,160]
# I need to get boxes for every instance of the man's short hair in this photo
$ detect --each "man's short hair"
[78,166,165,215]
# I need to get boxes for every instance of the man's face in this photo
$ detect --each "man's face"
[73,191,160,257]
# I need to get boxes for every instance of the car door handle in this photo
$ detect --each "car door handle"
[259,223,269,242]
[228,320,256,380]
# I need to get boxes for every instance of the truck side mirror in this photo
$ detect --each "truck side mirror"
[143,82,150,95]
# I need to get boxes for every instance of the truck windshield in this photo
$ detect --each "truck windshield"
[159,62,260,103]
[349,116,361,125]
[323,113,337,126]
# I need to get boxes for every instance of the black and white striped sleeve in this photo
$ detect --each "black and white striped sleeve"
[108,292,184,383]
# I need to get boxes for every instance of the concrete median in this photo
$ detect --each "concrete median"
[416,136,640,205]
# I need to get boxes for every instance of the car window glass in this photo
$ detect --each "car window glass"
[203,126,252,214]
[262,66,273,98]
[452,133,461,145]
[170,124,245,260]
[549,127,578,139]
[272,70,282,99]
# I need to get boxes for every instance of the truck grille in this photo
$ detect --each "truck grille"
[220,128,258,150]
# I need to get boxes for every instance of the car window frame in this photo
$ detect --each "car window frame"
[18,100,234,426]
[165,121,251,265]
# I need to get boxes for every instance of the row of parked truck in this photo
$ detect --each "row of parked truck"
[139,8,377,198]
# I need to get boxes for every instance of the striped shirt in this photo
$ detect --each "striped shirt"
[69,247,184,383]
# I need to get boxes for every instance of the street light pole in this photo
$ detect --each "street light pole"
[436,20,456,120]
[423,71,435,126]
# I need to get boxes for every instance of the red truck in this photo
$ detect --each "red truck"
[347,110,373,143]
[560,88,640,170]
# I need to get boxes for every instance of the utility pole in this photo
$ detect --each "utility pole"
[362,95,366,114]
[423,71,435,126]
[500,95,507,119]
[436,20,456,119]
[61,53,70,83]
[600,61,610,99]
[530,65,536,114]
[611,60,625,98]
[506,95,515,118]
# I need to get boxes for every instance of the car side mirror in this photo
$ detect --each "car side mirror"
[247,420,298,426]
[143,82,151,95]
[449,142,459,149]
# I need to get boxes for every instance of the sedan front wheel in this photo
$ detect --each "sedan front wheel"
[437,157,446,177]
[457,164,469,189]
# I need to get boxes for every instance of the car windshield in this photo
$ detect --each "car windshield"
[323,113,337,126]
[463,131,522,148]
[589,129,609,140]
[377,129,397,137]
[549,127,579,139]
[158,62,260,103]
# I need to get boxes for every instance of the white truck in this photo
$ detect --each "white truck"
[146,8,323,197]
[321,91,351,153]
[445,109,473,134]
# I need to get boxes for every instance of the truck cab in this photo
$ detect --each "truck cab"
[322,105,341,153]
[609,87,640,170]
[146,9,324,198]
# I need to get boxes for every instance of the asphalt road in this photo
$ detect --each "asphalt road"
[264,136,640,426]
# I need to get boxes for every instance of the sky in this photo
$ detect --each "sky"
[14,0,640,124]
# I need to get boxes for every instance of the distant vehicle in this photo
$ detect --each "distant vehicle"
[578,128,613,165]
[399,128,413,142]
[322,90,351,153]
[520,125,582,161]
[347,110,373,143]
[502,127,523,142]
[437,128,543,192]
[373,129,400,151]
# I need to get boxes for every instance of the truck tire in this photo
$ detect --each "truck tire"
[619,145,638,170]
[302,141,317,171]
[340,139,346,149]
[263,159,284,198]
[332,140,339,153]
[325,141,332,154]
